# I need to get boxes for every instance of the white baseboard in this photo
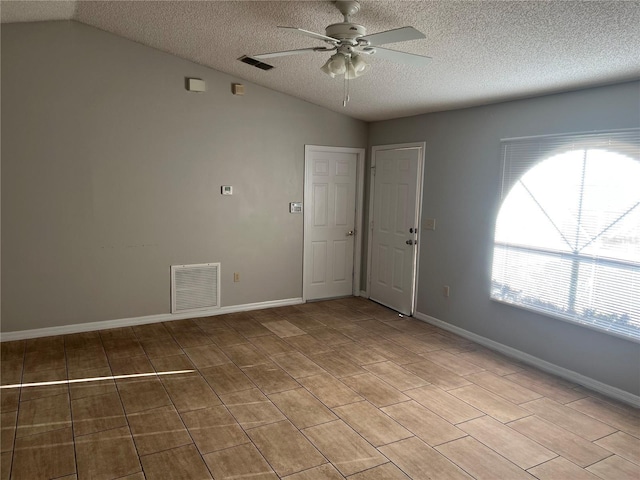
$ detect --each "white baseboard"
[0,297,304,342]
[359,290,368,298]
[414,311,640,408]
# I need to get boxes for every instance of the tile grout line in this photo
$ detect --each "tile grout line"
[63,340,80,480]
[4,299,639,480]
[105,335,152,480]
[224,311,333,478]
[143,328,218,479]
[7,340,26,480]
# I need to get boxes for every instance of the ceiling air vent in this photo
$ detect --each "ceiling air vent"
[239,55,274,71]
[171,263,220,314]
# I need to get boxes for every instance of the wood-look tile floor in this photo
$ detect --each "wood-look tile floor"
[1,298,639,479]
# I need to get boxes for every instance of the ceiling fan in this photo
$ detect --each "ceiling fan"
[246,1,431,104]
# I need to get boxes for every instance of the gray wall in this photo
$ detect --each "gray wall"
[2,20,638,398]
[369,81,640,396]
[1,21,367,332]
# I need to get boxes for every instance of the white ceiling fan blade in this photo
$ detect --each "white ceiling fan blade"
[253,48,325,60]
[362,27,425,46]
[366,47,432,67]
[278,26,338,44]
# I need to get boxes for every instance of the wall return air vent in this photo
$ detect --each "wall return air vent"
[171,263,220,314]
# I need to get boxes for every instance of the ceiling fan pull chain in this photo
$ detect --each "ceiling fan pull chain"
[348,57,351,103]
[343,73,348,107]
[343,57,351,107]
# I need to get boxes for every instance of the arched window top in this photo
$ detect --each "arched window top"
[497,148,640,261]
[499,131,639,198]
[492,130,640,342]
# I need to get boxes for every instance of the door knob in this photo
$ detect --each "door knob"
[406,239,415,245]
[346,230,355,237]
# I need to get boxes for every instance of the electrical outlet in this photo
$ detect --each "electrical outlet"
[233,272,240,282]
[443,285,450,297]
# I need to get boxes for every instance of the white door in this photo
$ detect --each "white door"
[369,144,424,315]
[304,146,364,301]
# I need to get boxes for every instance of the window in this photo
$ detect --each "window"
[492,130,640,341]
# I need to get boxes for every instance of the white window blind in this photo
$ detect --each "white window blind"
[492,129,640,342]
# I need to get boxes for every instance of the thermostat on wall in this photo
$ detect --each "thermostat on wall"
[221,186,233,195]
[290,202,302,213]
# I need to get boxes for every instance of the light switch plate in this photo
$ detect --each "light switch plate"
[221,186,233,195]
[424,218,436,230]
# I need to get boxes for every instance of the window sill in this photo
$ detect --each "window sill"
[491,297,640,344]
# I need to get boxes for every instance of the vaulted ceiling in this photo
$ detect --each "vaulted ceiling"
[2,1,639,121]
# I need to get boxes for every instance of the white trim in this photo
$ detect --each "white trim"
[368,142,426,316]
[413,311,640,408]
[303,145,365,302]
[0,297,304,342]
[359,290,368,298]
[500,127,639,142]
[412,144,426,316]
[366,152,375,298]
[354,146,365,297]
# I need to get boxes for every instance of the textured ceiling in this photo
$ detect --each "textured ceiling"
[2,0,640,121]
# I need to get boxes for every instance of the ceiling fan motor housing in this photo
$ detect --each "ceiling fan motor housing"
[248,0,431,81]
[325,23,367,44]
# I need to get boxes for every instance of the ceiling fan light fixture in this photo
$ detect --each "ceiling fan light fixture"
[320,61,336,78]
[321,52,347,77]
[345,54,369,79]
[322,52,369,79]
[252,0,431,104]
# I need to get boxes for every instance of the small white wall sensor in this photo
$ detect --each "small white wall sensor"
[186,78,206,92]
[221,186,233,195]
[289,202,302,213]
[232,83,245,95]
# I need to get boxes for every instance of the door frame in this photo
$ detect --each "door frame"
[303,145,366,302]
[366,142,426,315]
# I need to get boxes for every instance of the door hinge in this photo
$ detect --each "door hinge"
[370,221,374,231]
[371,165,376,176]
